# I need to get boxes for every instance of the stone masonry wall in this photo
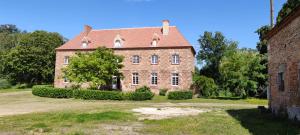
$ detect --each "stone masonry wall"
[54,48,195,94]
[268,16,300,120]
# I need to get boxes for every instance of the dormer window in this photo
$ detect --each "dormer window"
[151,33,160,47]
[115,40,122,48]
[82,42,88,48]
[152,40,157,47]
[114,34,123,48]
[81,36,90,48]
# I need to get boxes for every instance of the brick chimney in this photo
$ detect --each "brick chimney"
[162,20,169,35]
[83,25,92,36]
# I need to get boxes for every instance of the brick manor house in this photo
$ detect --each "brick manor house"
[266,6,300,121]
[54,20,195,93]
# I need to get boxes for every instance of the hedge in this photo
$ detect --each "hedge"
[32,85,73,98]
[73,90,123,100]
[167,91,193,100]
[32,85,154,101]
[126,91,154,101]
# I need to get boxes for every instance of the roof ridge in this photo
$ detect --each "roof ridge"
[91,26,176,31]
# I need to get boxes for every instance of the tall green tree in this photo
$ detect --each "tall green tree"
[1,31,64,85]
[219,49,266,98]
[63,47,124,89]
[197,31,237,83]
[255,26,271,95]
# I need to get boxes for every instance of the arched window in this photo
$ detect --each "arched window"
[82,42,88,48]
[114,40,122,48]
[151,55,158,64]
[172,54,180,64]
[152,40,157,47]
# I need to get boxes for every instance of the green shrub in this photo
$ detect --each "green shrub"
[73,90,124,100]
[0,79,11,89]
[193,75,218,97]
[136,86,151,92]
[159,88,168,96]
[32,85,73,98]
[126,91,154,101]
[167,91,193,100]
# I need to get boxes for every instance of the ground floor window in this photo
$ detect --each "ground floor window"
[151,73,158,85]
[132,73,139,85]
[63,77,69,83]
[278,72,284,91]
[172,73,179,86]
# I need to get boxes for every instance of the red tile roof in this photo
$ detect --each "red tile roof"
[56,26,195,54]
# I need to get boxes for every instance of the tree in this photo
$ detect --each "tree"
[197,31,237,83]
[276,0,300,24]
[0,24,21,33]
[255,25,271,54]
[63,47,124,89]
[1,31,64,85]
[255,26,271,96]
[219,49,266,98]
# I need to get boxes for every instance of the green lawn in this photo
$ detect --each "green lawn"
[0,89,298,135]
[0,88,31,93]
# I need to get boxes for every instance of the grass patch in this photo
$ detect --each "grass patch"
[0,111,135,134]
[149,96,268,105]
[0,88,31,93]
[142,109,300,135]
[75,111,133,123]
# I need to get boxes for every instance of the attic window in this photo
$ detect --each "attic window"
[152,40,157,47]
[115,40,122,48]
[82,42,88,48]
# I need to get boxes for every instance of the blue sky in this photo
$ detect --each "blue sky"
[0,0,286,52]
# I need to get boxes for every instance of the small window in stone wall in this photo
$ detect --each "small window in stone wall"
[277,64,286,91]
[298,62,300,95]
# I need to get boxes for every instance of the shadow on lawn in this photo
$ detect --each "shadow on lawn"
[227,109,300,135]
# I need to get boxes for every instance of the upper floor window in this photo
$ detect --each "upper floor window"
[151,55,158,64]
[64,56,69,65]
[132,73,139,85]
[172,54,180,64]
[172,73,179,86]
[132,55,140,64]
[151,73,158,85]
[114,40,122,48]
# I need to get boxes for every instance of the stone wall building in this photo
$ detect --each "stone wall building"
[54,20,195,94]
[266,6,300,121]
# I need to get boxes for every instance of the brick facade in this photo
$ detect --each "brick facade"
[54,48,194,94]
[54,20,195,94]
[267,7,300,121]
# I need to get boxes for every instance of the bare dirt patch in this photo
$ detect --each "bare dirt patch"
[132,107,210,120]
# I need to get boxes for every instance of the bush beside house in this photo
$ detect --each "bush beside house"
[167,91,193,100]
[32,85,155,101]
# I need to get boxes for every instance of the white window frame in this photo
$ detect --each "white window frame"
[132,73,139,85]
[152,40,157,47]
[172,54,180,64]
[64,56,69,65]
[151,55,158,64]
[171,73,179,86]
[114,40,122,48]
[132,55,140,64]
[82,42,88,48]
[151,72,158,85]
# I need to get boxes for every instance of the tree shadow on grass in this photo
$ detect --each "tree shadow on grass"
[226,109,300,135]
